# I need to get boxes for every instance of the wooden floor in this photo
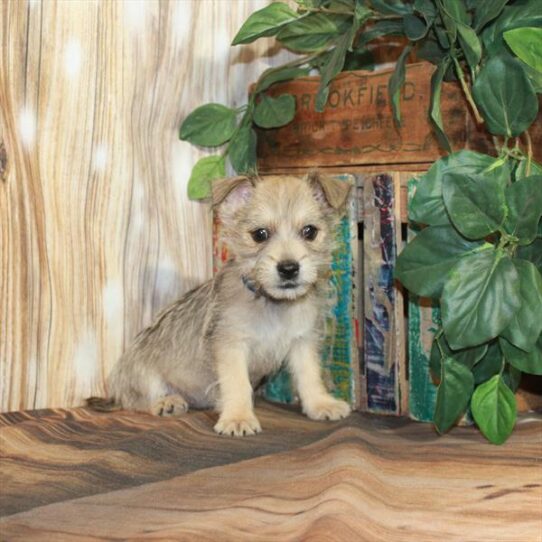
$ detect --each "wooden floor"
[1,401,541,541]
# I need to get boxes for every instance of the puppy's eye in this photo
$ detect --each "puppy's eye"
[251,228,270,243]
[301,225,318,241]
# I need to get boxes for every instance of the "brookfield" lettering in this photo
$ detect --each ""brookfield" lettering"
[297,79,416,111]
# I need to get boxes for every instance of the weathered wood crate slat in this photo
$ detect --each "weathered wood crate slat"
[360,172,407,414]
[256,61,541,171]
[256,63,468,169]
[407,177,439,422]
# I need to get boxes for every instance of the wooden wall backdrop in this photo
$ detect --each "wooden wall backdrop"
[0,0,294,411]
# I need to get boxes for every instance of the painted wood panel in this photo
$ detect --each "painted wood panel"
[407,176,440,422]
[362,172,407,414]
[0,0,294,411]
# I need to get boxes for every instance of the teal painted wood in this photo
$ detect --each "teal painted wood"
[407,177,439,422]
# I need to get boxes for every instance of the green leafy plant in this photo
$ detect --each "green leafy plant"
[398,150,542,443]
[179,0,542,443]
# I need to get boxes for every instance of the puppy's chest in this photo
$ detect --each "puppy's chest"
[246,301,317,365]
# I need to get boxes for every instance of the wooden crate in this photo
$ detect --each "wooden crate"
[256,61,541,170]
[220,61,542,417]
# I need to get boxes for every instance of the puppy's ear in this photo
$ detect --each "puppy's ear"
[212,176,255,221]
[307,170,352,211]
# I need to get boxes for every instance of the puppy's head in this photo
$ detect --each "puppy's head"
[213,171,351,301]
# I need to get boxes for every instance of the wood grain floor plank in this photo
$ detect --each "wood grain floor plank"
[0,401,348,516]
[1,403,541,541]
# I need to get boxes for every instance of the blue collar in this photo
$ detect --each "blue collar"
[242,275,260,296]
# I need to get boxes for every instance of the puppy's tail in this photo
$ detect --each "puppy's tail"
[86,396,122,412]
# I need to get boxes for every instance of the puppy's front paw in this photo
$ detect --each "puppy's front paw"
[151,395,189,417]
[214,412,262,437]
[303,396,351,421]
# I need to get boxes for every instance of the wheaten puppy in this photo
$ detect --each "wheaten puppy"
[88,171,352,436]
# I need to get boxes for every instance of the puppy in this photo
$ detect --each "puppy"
[88,171,352,436]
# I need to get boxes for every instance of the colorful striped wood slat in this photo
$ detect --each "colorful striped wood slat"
[407,176,440,422]
[361,173,407,414]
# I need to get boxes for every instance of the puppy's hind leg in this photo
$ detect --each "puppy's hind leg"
[150,393,189,417]
[109,363,189,418]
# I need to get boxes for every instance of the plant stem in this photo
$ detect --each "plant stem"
[491,136,501,155]
[435,329,445,358]
[372,14,404,20]
[524,130,533,176]
[298,6,354,16]
[452,55,483,125]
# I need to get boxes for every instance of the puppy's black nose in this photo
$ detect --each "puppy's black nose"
[277,260,300,280]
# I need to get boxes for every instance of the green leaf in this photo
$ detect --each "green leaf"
[315,30,353,112]
[504,176,542,245]
[473,341,503,385]
[429,57,452,152]
[500,260,542,352]
[414,0,437,23]
[231,2,299,45]
[325,0,355,12]
[471,375,517,445]
[482,0,542,56]
[180,104,237,147]
[441,251,521,349]
[403,14,429,41]
[517,239,542,274]
[457,22,482,70]
[395,225,487,298]
[474,0,509,31]
[437,0,468,44]
[514,158,542,180]
[277,13,350,52]
[472,54,538,137]
[256,67,311,93]
[522,61,542,92]
[440,0,468,24]
[500,335,542,375]
[187,155,225,200]
[442,170,507,240]
[228,125,257,174]
[502,364,522,393]
[253,94,296,128]
[355,2,372,24]
[504,27,542,74]
[434,22,451,50]
[371,0,412,15]
[356,20,404,47]
[388,44,412,126]
[430,333,488,382]
[409,150,504,226]
[417,34,448,65]
[434,356,474,434]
